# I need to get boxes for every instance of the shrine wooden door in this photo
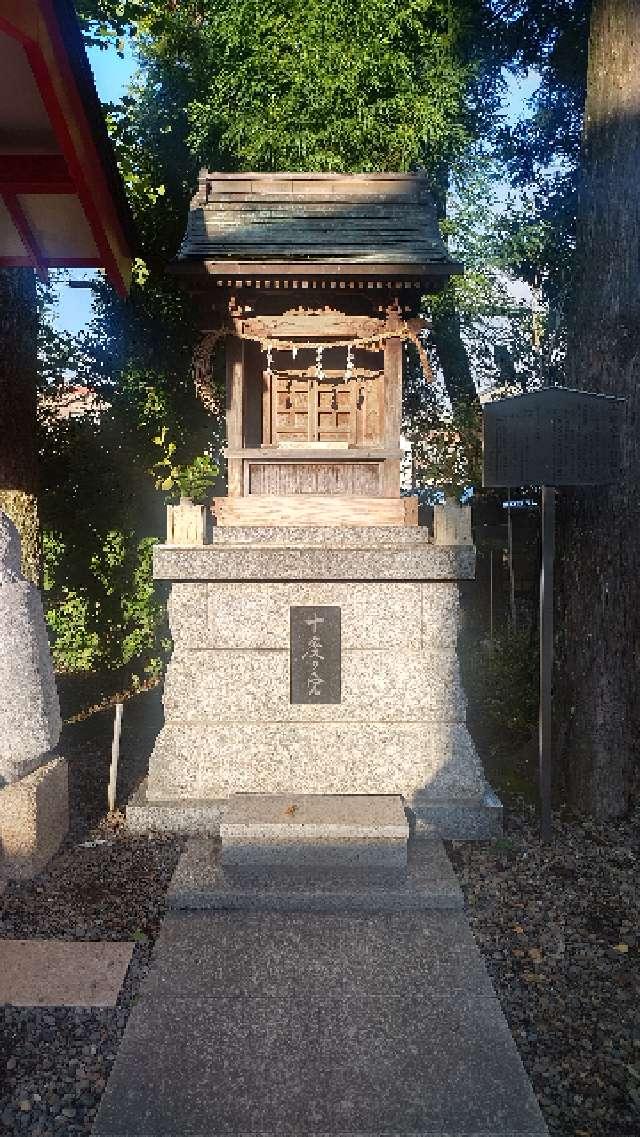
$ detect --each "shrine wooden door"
[271,376,309,442]
[263,373,382,446]
[316,379,356,444]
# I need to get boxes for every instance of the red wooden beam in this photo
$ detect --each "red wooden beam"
[2,192,48,281]
[0,155,74,194]
[37,1,131,296]
[21,40,125,293]
[0,6,133,296]
[0,256,101,268]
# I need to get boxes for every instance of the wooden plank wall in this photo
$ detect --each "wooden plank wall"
[247,461,383,497]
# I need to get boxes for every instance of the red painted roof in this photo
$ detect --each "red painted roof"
[0,0,135,294]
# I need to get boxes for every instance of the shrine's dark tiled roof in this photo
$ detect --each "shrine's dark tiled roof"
[174,172,460,279]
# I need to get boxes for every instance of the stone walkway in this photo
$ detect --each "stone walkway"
[92,891,548,1135]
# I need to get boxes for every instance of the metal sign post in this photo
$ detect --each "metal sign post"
[539,486,555,842]
[483,387,624,842]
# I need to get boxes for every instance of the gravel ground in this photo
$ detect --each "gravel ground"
[449,802,640,1137]
[0,686,175,1136]
[0,816,183,1136]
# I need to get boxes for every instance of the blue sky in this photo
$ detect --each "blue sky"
[53,43,137,333]
[53,46,538,334]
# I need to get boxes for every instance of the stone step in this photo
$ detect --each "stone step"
[220,792,408,867]
[167,837,463,912]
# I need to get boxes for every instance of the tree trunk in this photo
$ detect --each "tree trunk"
[555,0,640,817]
[428,167,479,410]
[430,289,479,409]
[0,268,40,583]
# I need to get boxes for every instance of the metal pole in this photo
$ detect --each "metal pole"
[489,548,495,641]
[108,702,123,813]
[506,489,517,630]
[539,486,555,842]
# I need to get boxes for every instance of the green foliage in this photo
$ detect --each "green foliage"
[43,532,102,671]
[80,1,499,182]
[150,429,218,501]
[36,310,174,678]
[121,537,169,677]
[43,529,169,678]
[496,1,589,317]
[174,454,219,502]
[414,398,482,500]
[182,0,485,173]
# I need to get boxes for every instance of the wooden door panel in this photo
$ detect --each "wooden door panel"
[274,376,309,439]
[262,371,383,446]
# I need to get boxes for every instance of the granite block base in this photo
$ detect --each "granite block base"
[126,778,224,836]
[411,784,504,840]
[143,528,502,841]
[146,720,487,803]
[167,837,464,912]
[127,781,503,841]
[0,755,68,880]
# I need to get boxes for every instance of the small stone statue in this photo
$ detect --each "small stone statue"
[0,511,61,785]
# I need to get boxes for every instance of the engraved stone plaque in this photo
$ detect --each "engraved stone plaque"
[290,606,341,704]
[483,387,624,487]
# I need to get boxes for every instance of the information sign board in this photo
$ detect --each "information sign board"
[483,387,624,488]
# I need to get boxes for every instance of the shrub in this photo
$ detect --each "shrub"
[43,529,169,680]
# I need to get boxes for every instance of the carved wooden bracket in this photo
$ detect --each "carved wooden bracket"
[192,310,433,413]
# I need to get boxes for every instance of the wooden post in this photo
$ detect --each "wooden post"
[226,336,244,496]
[108,702,123,813]
[382,336,402,496]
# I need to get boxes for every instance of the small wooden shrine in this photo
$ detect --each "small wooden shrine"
[131,170,501,842]
[173,171,460,525]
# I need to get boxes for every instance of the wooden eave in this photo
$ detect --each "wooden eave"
[170,261,462,298]
[172,171,462,292]
[0,0,135,294]
[171,260,462,278]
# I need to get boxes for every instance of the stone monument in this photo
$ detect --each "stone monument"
[128,172,501,841]
[0,512,68,878]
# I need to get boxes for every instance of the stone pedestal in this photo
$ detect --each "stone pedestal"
[0,514,61,786]
[129,526,501,839]
[0,512,68,879]
[0,755,69,880]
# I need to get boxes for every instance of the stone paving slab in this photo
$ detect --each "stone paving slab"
[0,940,134,1007]
[93,992,547,1136]
[167,838,463,911]
[142,911,496,1000]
